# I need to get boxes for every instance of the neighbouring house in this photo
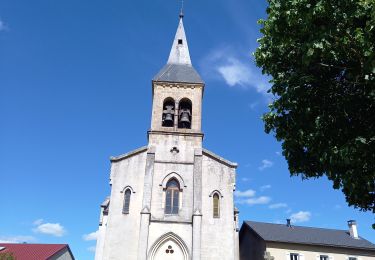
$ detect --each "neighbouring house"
[0,243,75,260]
[239,220,375,260]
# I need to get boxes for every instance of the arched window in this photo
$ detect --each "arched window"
[213,193,220,218]
[162,98,175,127]
[123,189,131,214]
[165,179,180,215]
[178,99,192,129]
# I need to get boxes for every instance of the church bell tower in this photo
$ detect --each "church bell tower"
[95,13,239,260]
[150,12,204,138]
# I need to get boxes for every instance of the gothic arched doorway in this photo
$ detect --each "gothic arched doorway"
[148,232,189,260]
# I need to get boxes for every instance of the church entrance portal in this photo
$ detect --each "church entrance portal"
[148,233,189,260]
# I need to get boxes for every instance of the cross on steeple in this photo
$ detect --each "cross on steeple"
[179,0,184,18]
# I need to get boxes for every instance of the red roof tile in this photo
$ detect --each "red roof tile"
[0,243,70,260]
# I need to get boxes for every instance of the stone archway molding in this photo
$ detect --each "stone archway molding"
[148,232,190,260]
[209,189,223,198]
[160,172,187,190]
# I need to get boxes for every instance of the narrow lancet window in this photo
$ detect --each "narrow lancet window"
[162,98,175,127]
[165,179,180,214]
[178,98,192,129]
[213,193,220,218]
[123,189,131,214]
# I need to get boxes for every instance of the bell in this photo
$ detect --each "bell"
[179,108,191,127]
[180,112,190,123]
[164,113,173,123]
[163,105,175,127]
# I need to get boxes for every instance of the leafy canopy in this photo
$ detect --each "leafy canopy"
[255,0,375,212]
[0,253,16,260]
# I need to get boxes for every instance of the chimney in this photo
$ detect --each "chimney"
[348,220,359,239]
[286,219,292,227]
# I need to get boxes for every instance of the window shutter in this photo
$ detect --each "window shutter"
[299,254,305,260]
[316,255,320,260]
[286,253,290,260]
[329,256,334,260]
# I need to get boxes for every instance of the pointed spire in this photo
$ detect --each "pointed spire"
[153,12,203,84]
[167,15,192,65]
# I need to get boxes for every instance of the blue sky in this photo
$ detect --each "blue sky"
[0,1,373,259]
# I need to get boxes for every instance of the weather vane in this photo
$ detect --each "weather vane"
[179,0,184,18]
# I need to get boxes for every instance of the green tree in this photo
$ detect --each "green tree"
[255,0,375,213]
[0,252,16,260]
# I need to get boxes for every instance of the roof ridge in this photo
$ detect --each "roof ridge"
[246,220,348,232]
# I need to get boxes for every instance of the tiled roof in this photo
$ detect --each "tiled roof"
[0,243,73,260]
[243,221,375,251]
[153,63,204,84]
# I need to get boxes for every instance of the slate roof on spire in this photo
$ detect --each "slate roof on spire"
[153,16,203,84]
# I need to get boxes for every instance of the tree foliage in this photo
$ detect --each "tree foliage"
[0,253,16,260]
[255,0,375,212]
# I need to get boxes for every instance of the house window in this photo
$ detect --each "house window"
[349,258,357,260]
[213,193,220,218]
[320,255,329,260]
[123,189,131,214]
[165,179,180,214]
[290,254,299,260]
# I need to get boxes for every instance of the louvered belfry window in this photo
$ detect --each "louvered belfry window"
[123,189,131,214]
[165,179,180,215]
[213,193,220,218]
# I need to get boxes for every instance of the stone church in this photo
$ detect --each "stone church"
[94,13,240,260]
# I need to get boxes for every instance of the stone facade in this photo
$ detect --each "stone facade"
[94,15,239,260]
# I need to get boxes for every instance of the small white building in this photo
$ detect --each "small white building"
[94,12,239,260]
[239,220,375,260]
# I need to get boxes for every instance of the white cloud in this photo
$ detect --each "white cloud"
[260,185,271,191]
[334,204,342,210]
[258,159,274,171]
[248,101,259,110]
[269,203,288,209]
[217,58,253,87]
[33,220,66,237]
[199,47,271,95]
[33,219,44,226]
[290,211,311,223]
[0,18,7,31]
[234,189,256,198]
[83,230,99,241]
[88,246,96,252]
[241,177,251,182]
[0,235,36,243]
[238,196,271,206]
[235,189,271,205]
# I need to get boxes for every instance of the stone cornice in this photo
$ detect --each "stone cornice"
[110,146,148,162]
[202,148,238,168]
